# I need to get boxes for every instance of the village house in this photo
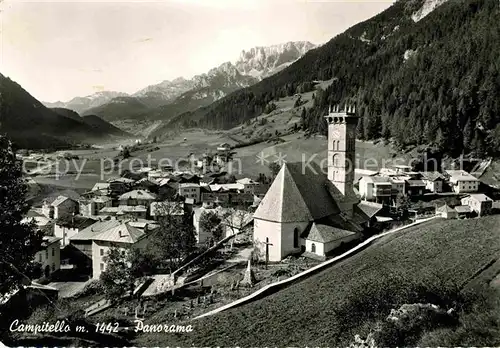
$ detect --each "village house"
[253,105,367,261]
[22,210,51,228]
[118,190,157,208]
[461,193,493,216]
[300,223,361,258]
[229,192,255,206]
[355,201,384,228]
[107,177,135,196]
[420,171,445,193]
[392,164,413,175]
[453,205,473,218]
[79,196,113,217]
[91,182,111,196]
[389,176,407,198]
[201,192,230,205]
[134,177,159,192]
[51,196,78,220]
[358,176,393,203]
[178,183,201,203]
[54,216,97,246]
[127,219,159,232]
[41,198,55,219]
[98,206,120,217]
[34,236,62,279]
[117,205,148,219]
[435,204,458,219]
[445,170,480,194]
[68,219,125,273]
[91,222,148,279]
[217,143,231,152]
[406,179,426,196]
[236,177,260,194]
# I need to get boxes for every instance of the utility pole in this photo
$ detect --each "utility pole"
[264,237,273,270]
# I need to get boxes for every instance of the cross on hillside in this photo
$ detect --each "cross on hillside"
[264,237,273,270]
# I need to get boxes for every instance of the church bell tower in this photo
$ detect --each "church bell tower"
[325,104,360,215]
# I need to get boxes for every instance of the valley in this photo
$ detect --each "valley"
[2,0,500,347]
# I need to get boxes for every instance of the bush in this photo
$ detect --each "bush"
[76,279,104,298]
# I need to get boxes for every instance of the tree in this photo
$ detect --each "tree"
[487,124,500,155]
[100,246,157,302]
[0,136,43,297]
[199,210,224,246]
[121,146,131,159]
[268,162,281,177]
[148,202,196,272]
[100,247,135,302]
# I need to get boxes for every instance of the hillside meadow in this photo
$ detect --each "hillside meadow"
[134,216,500,347]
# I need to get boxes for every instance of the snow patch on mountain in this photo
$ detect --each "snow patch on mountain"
[43,91,128,113]
[235,41,316,79]
[411,0,449,22]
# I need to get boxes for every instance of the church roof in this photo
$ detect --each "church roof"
[253,162,340,223]
[302,222,357,243]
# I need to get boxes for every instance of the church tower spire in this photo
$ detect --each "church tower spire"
[324,103,360,215]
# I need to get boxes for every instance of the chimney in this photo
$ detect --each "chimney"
[118,230,123,238]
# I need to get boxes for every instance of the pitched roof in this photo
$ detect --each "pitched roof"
[117,205,147,214]
[236,178,256,185]
[446,170,479,182]
[107,177,135,184]
[91,223,145,244]
[41,236,61,248]
[436,204,455,213]
[464,193,493,202]
[302,222,356,243]
[51,195,75,207]
[406,179,426,187]
[119,190,157,200]
[70,219,123,241]
[209,183,243,191]
[92,182,110,191]
[361,176,392,184]
[357,201,383,219]
[55,216,97,229]
[70,219,145,244]
[254,162,340,223]
[100,207,119,214]
[420,171,444,181]
[92,196,112,203]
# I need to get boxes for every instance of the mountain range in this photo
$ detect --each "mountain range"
[42,41,316,129]
[151,0,500,158]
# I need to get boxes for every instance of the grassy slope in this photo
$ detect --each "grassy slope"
[135,216,500,346]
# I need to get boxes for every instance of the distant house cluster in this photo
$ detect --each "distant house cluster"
[25,166,270,280]
[357,166,484,204]
[436,193,494,219]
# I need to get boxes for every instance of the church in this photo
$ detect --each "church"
[253,105,372,261]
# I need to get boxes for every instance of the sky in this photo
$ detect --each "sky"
[1,0,393,102]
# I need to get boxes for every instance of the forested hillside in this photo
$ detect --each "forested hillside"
[0,74,130,149]
[162,0,500,157]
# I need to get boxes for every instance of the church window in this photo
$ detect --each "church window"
[293,228,299,248]
[311,243,316,253]
[333,154,339,167]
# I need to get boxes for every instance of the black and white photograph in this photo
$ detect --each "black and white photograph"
[1,0,500,346]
